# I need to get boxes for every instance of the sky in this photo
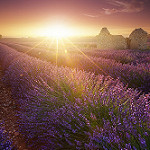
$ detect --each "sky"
[0,0,150,37]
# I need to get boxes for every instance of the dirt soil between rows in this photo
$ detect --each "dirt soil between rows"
[0,65,28,150]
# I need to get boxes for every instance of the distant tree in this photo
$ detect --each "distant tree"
[0,35,2,39]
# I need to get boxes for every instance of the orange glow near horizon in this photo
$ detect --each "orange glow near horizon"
[1,21,150,38]
[37,23,75,38]
[1,22,150,38]
[0,20,102,38]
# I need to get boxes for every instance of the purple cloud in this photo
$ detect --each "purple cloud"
[103,0,145,15]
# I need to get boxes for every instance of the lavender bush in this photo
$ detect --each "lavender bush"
[0,44,149,149]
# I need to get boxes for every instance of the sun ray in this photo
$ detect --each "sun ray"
[23,37,48,55]
[60,38,67,53]
[44,38,55,49]
[64,38,111,77]
[4,37,49,71]
[56,38,59,66]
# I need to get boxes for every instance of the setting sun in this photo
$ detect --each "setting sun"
[51,24,70,38]
[39,23,74,38]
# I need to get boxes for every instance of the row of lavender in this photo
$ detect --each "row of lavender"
[0,44,150,149]
[6,42,150,64]
[83,49,150,64]
[5,41,150,65]
[5,43,150,93]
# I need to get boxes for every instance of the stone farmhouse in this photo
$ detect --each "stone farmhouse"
[96,27,148,50]
[129,28,148,50]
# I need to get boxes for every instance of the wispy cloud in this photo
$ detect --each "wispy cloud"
[83,13,99,18]
[103,0,145,15]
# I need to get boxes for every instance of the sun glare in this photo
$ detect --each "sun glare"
[41,23,72,39]
[51,24,70,38]
[65,49,67,53]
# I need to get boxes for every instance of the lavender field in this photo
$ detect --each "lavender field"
[4,40,150,93]
[0,41,150,150]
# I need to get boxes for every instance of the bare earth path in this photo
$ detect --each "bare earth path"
[0,65,28,150]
